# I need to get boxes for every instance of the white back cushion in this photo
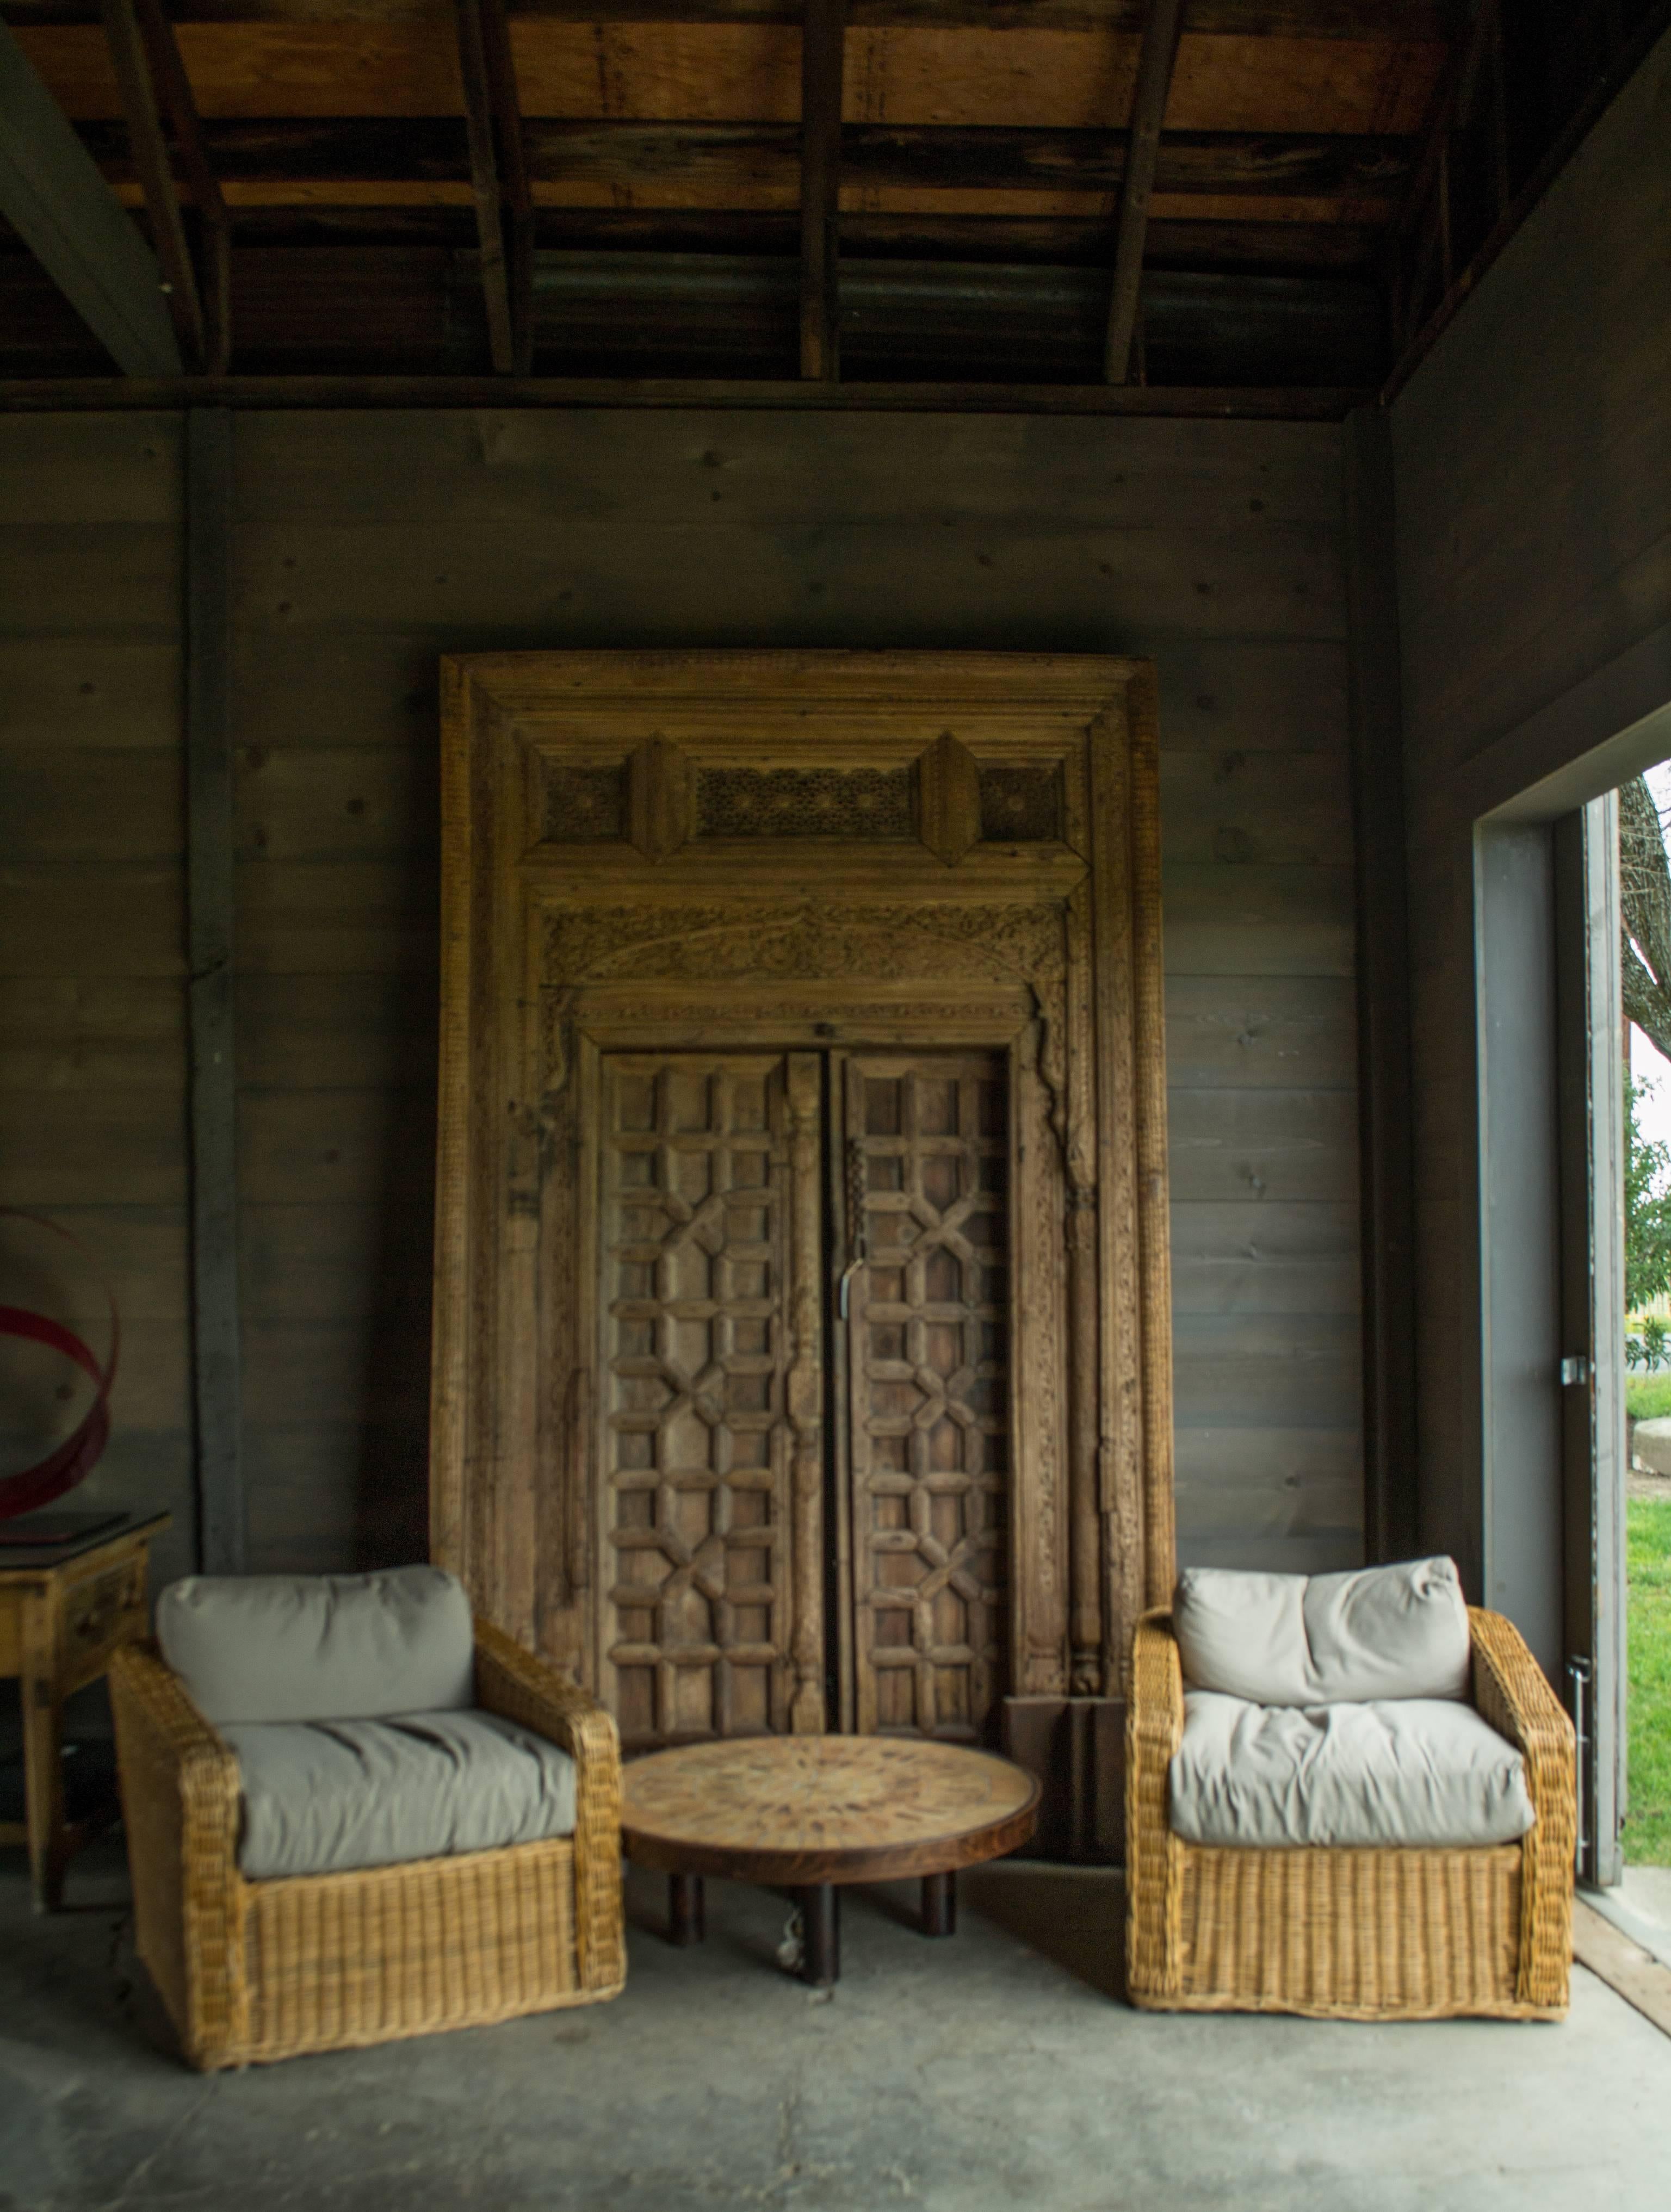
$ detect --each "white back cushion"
[156,1566,475,1725]
[1172,1557,1471,1706]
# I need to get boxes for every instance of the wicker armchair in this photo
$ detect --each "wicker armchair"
[1127,1604,1575,2021]
[110,1619,626,2070]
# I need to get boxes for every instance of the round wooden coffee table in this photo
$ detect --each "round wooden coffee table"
[621,1735,1039,1987]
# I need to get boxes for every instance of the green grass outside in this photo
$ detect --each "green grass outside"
[1625,1373,1671,1421]
[1624,1494,1671,1865]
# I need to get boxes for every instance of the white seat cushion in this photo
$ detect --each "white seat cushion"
[223,1708,577,1880]
[1169,1691,1536,1849]
[1172,1557,1471,1707]
[157,1566,475,1726]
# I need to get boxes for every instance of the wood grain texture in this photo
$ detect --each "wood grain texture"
[431,649,1173,1733]
[14,19,1445,134]
[621,1733,1038,1882]
[0,404,1358,1600]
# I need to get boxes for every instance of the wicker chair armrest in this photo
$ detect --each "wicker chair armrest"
[473,1621,625,1994]
[108,1643,246,2067]
[1126,1610,1187,2002]
[1468,1607,1575,2011]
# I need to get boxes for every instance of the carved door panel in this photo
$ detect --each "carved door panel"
[841,1052,1012,1742]
[597,1052,825,1750]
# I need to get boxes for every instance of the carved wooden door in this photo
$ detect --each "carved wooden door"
[597,1051,825,1749]
[839,1052,1012,1743]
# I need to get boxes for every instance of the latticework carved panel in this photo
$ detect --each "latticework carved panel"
[979,763,1062,844]
[600,1055,803,1748]
[542,762,627,843]
[695,766,915,840]
[845,1054,1011,1742]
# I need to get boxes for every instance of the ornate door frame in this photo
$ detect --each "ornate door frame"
[431,650,1174,1723]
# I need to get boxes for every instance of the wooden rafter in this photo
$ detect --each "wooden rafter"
[0,16,180,375]
[478,0,533,375]
[125,0,231,372]
[1103,0,1186,385]
[799,0,845,381]
[454,0,515,371]
[99,0,206,366]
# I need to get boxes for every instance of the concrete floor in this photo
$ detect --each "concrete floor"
[6,1840,1671,2212]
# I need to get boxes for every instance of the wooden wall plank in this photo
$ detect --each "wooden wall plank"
[0,1089,187,1205]
[238,1090,436,1205]
[236,743,437,861]
[230,407,1345,525]
[1163,973,1356,1087]
[0,640,182,747]
[1159,748,1352,865]
[1161,861,1354,975]
[0,745,181,858]
[1173,1310,1360,1427]
[1167,1086,1357,1202]
[240,1200,433,1319]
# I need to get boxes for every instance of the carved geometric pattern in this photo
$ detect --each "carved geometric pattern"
[601,1055,797,1750]
[696,766,915,840]
[845,1054,1011,1743]
[542,762,627,842]
[979,763,1062,844]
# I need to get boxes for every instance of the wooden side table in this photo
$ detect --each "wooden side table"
[0,1510,169,1911]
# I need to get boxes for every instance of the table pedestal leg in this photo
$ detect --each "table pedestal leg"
[921,1870,957,1937]
[799,1884,839,1986]
[668,1872,705,1946]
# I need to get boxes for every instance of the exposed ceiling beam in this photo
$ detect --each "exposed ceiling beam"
[100,0,221,370]
[453,0,515,369]
[799,0,844,381]
[0,4,1453,36]
[0,15,180,373]
[75,117,1417,200]
[127,0,232,370]
[480,0,534,372]
[1103,0,1185,384]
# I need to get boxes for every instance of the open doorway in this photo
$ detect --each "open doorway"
[1616,764,1671,1931]
[1474,739,1671,1957]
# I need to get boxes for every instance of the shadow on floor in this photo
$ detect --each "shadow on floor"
[960,1859,1128,2003]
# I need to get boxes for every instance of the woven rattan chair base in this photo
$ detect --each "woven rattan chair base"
[113,1622,627,2071]
[1129,1840,1564,2021]
[1125,1605,1576,2024]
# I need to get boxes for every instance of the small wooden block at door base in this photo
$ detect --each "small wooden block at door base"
[622,1735,1039,1986]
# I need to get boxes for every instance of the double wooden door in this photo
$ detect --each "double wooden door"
[596,1046,1011,1752]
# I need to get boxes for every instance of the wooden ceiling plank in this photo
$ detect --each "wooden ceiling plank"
[129,0,231,369]
[100,0,206,364]
[799,0,844,377]
[1103,0,1183,383]
[453,0,515,367]
[10,21,1447,137]
[0,6,1455,38]
[479,0,534,369]
[0,16,180,372]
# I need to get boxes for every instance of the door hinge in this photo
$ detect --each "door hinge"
[1559,1354,1591,1387]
